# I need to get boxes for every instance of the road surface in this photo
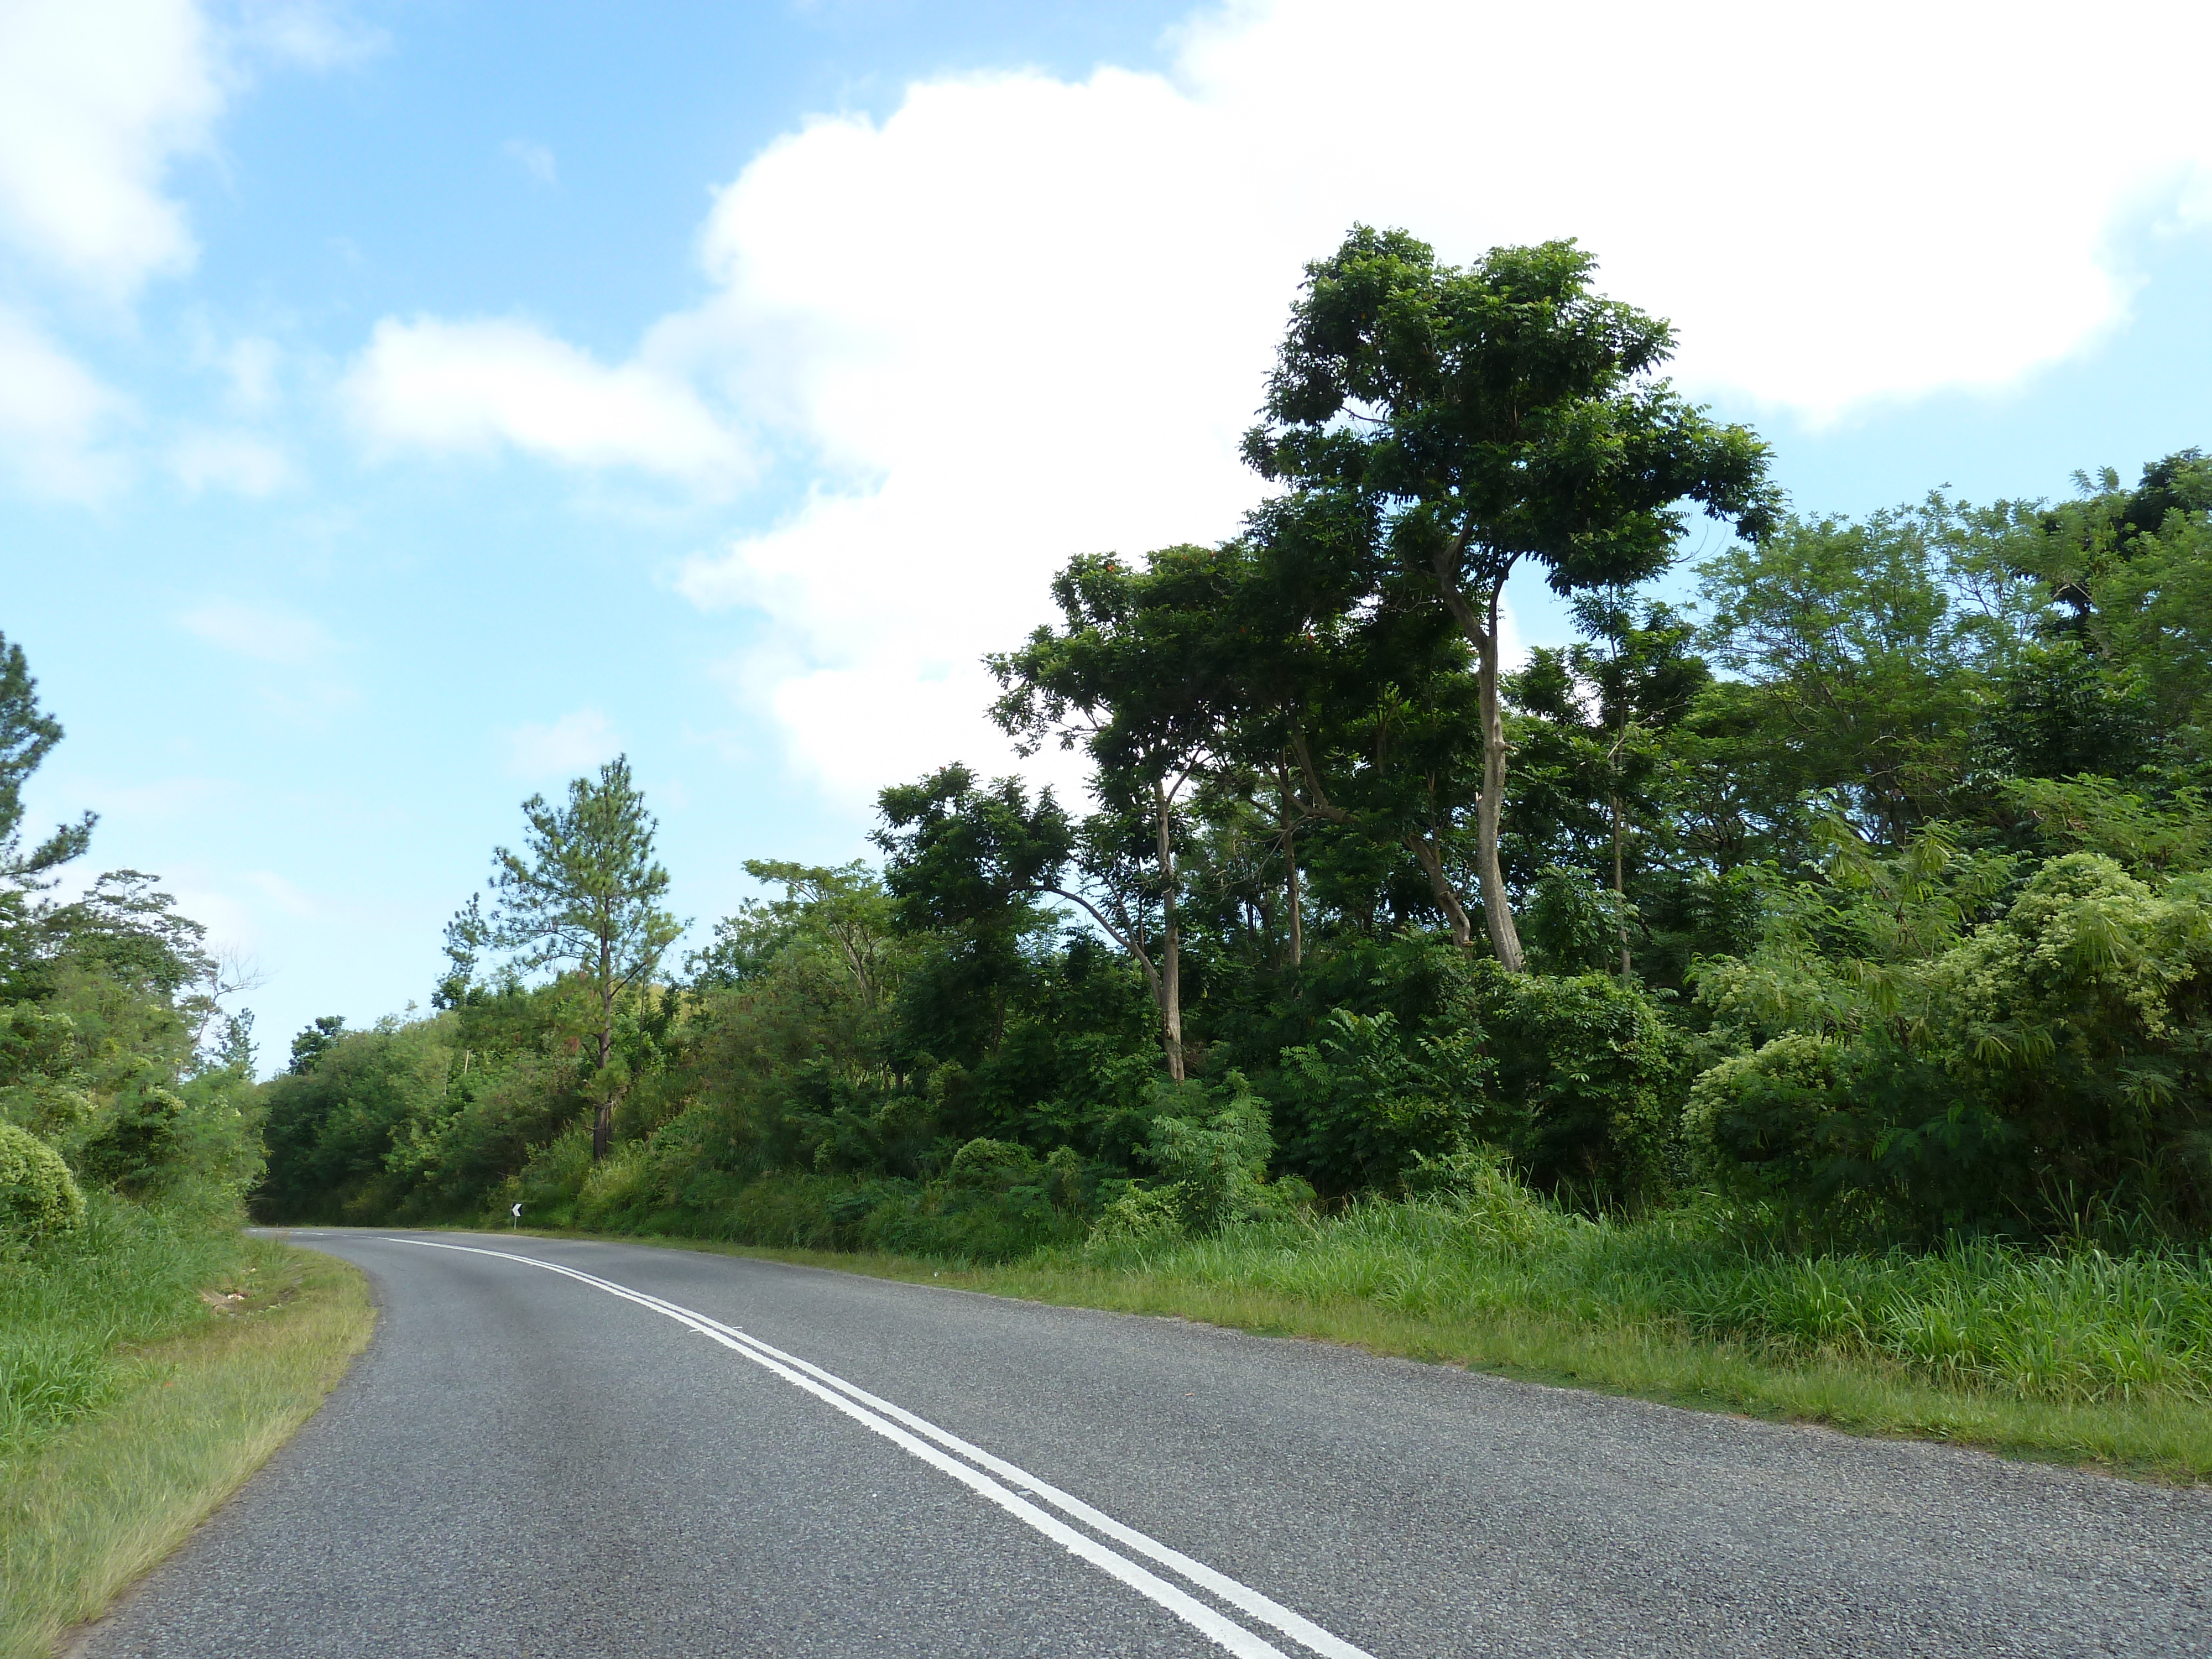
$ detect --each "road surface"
[74,1231,2212,1657]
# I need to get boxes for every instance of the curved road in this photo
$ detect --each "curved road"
[76,1231,2212,1657]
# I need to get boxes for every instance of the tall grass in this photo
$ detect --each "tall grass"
[0,1196,255,1456]
[535,1147,2212,1416]
[0,1244,374,1659]
[1075,1182,2212,1407]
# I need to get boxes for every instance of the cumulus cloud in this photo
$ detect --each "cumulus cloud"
[650,0,2212,802]
[0,0,222,296]
[0,306,130,498]
[342,317,748,487]
[505,709,621,780]
[180,598,334,666]
[170,429,294,495]
[214,335,283,411]
[326,1,2209,800]
[0,0,367,505]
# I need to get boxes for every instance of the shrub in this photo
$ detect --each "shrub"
[75,1088,185,1197]
[946,1138,1040,1192]
[1692,852,2212,1233]
[1085,1182,1186,1248]
[0,1121,85,1243]
[1481,966,1687,1205]
[1684,1032,1843,1181]
[1271,1007,1494,1196]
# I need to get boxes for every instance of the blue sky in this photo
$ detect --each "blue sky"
[5,0,2210,1070]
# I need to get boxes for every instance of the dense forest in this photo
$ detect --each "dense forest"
[251,228,2212,1266]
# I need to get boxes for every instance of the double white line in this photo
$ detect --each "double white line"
[393,1239,1375,1659]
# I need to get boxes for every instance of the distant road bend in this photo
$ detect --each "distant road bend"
[79,1234,2212,1658]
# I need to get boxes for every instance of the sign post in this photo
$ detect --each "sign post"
[510,1202,522,1232]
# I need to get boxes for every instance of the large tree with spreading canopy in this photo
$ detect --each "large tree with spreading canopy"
[1243,228,1776,969]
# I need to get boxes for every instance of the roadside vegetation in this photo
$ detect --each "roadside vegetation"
[257,232,2212,1476]
[0,635,372,1656]
[15,227,2204,1488]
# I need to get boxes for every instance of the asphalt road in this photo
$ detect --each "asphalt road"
[74,1232,2212,1658]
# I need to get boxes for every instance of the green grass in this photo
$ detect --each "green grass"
[468,1175,2212,1485]
[0,1218,375,1659]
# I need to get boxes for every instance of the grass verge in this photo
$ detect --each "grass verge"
[460,1218,2212,1488]
[0,1240,374,1659]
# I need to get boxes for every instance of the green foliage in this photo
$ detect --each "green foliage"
[1142,1072,1288,1234]
[232,237,2212,1267]
[1695,500,2027,842]
[75,1089,187,1198]
[1692,843,2212,1233]
[483,754,681,1161]
[1240,228,1774,967]
[1479,964,1686,1204]
[0,631,95,922]
[1271,1006,1493,1196]
[288,1015,347,1074]
[0,1121,83,1243]
[946,1137,1040,1191]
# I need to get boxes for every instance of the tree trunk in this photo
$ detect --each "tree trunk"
[1610,792,1631,977]
[1405,831,1475,947]
[1279,764,1303,969]
[593,940,614,1161]
[1432,551,1527,971]
[1155,779,1185,1081]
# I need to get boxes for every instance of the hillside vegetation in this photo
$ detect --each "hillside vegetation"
[250,232,2212,1463]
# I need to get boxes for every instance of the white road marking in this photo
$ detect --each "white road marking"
[391,1238,1376,1659]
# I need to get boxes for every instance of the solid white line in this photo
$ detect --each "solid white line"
[389,1238,1375,1659]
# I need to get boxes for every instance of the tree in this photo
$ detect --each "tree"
[488,756,681,1160]
[1507,594,1709,972]
[1244,228,1776,969]
[1697,503,2021,842]
[290,1015,348,1074]
[989,546,1253,1079]
[878,761,1232,1082]
[1,632,95,943]
[706,860,896,1010]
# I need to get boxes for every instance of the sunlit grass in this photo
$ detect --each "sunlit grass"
[493,1176,2212,1484]
[0,1237,374,1659]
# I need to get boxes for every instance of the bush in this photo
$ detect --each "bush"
[1692,852,2212,1233]
[1271,1008,1494,1196]
[1685,1032,1845,1182]
[0,1121,84,1243]
[1481,966,1687,1205]
[946,1138,1040,1191]
[1086,1182,1186,1248]
[75,1088,185,1197]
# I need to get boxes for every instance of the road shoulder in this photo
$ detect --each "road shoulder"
[2,1245,374,1659]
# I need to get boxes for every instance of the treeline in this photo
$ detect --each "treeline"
[2,632,267,1452]
[258,228,2212,1256]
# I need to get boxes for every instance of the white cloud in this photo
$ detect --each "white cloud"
[650,0,2212,802]
[170,429,294,495]
[504,139,557,185]
[505,709,621,780]
[0,0,222,297]
[234,1,385,71]
[180,598,333,666]
[327,2,2208,801]
[341,316,748,487]
[0,306,130,498]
